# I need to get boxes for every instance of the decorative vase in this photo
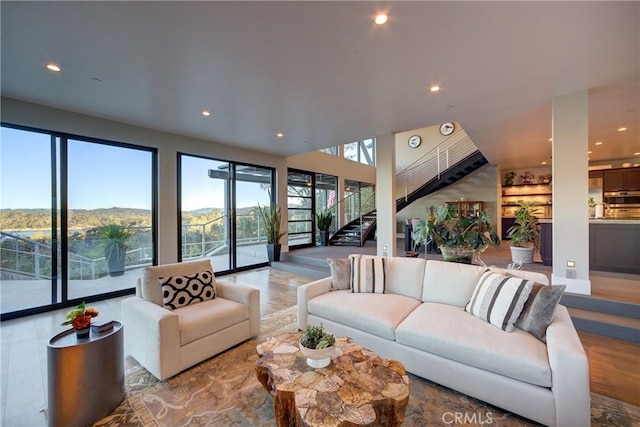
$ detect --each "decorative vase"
[266,243,282,265]
[510,246,535,264]
[299,342,335,368]
[439,246,474,264]
[75,327,90,339]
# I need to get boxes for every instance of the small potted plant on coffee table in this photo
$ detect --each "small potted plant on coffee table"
[299,324,336,368]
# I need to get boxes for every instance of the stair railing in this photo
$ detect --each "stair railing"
[396,130,478,202]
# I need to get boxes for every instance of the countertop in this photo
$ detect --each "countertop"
[538,218,640,225]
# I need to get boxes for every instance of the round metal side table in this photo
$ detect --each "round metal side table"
[47,321,124,427]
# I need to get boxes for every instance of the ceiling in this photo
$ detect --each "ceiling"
[1,2,638,170]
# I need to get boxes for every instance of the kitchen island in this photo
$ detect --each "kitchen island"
[539,219,640,274]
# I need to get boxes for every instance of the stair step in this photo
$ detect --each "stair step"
[568,307,640,343]
[562,293,639,319]
[280,253,329,269]
[269,261,330,279]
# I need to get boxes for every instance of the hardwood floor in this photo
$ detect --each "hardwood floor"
[0,267,638,426]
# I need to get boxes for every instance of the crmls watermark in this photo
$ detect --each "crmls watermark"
[442,411,495,425]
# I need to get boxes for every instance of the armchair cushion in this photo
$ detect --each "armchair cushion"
[176,298,249,346]
[160,270,215,310]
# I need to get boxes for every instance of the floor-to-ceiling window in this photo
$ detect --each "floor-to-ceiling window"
[178,154,273,272]
[287,170,314,248]
[0,124,156,319]
[315,173,338,238]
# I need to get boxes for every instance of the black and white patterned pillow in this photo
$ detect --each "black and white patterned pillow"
[160,270,216,310]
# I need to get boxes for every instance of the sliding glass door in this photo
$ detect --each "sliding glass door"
[179,154,273,272]
[1,124,156,319]
[287,170,314,248]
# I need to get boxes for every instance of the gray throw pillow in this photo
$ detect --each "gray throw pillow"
[515,283,566,343]
[326,258,351,290]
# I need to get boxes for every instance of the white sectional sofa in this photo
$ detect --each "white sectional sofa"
[297,256,590,427]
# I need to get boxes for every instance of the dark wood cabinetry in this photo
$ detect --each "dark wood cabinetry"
[603,168,640,191]
[540,222,552,266]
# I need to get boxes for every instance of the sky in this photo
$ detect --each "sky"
[1,126,270,212]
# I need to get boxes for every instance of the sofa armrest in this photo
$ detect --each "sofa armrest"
[217,282,260,337]
[297,277,332,330]
[546,305,590,426]
[121,296,181,380]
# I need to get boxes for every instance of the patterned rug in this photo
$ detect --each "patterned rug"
[95,306,640,426]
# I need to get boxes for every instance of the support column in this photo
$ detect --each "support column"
[375,133,396,256]
[552,90,591,294]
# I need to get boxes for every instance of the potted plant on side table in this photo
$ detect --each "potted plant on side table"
[506,202,541,264]
[427,204,500,265]
[315,210,333,246]
[258,197,287,264]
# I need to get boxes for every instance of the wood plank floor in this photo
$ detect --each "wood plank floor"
[0,267,638,426]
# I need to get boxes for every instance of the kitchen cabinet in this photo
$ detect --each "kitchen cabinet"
[603,168,640,191]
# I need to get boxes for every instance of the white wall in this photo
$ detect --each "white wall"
[286,151,376,184]
[1,97,287,263]
[395,124,454,173]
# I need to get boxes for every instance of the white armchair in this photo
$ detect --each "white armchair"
[122,260,260,380]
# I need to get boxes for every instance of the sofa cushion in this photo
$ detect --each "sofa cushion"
[465,270,533,332]
[326,258,351,290]
[349,255,387,293]
[307,290,421,340]
[160,270,216,310]
[396,303,552,387]
[141,260,213,306]
[383,256,426,300]
[422,260,484,306]
[516,283,566,342]
[176,297,249,346]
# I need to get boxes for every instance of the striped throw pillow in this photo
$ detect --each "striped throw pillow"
[349,255,387,294]
[465,270,533,332]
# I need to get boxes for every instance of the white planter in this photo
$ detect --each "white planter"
[299,342,335,368]
[510,246,535,264]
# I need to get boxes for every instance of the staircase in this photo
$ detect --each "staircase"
[328,138,488,247]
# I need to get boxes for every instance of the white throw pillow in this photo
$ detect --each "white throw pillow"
[349,255,387,294]
[465,270,533,332]
[160,270,216,310]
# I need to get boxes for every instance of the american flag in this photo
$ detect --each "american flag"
[327,191,336,208]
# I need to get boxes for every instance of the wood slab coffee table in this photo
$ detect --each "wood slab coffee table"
[256,332,409,427]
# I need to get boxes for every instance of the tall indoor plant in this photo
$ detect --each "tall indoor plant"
[507,202,541,264]
[99,224,132,277]
[427,204,500,264]
[315,210,333,246]
[258,197,287,264]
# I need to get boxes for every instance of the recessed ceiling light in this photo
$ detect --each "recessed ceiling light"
[634,152,640,156]
[276,133,284,138]
[202,110,210,117]
[617,127,627,132]
[430,85,440,92]
[541,161,547,165]
[548,138,553,142]
[375,14,388,25]
[595,141,603,145]
[46,63,61,72]
[587,151,592,154]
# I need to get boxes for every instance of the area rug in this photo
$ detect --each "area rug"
[95,306,640,426]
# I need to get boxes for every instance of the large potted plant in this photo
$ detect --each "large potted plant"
[258,198,287,264]
[99,224,132,277]
[427,205,500,264]
[315,210,333,246]
[507,202,541,264]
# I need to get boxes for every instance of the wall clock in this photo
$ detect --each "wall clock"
[439,122,455,136]
[408,135,421,148]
